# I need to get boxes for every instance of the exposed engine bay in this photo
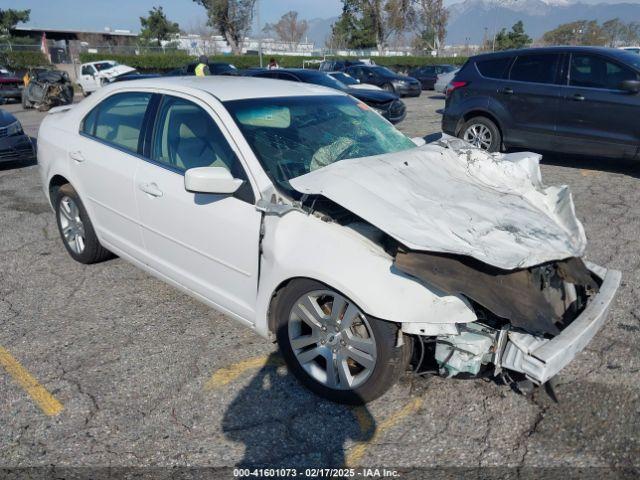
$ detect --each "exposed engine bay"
[286,141,621,387]
[293,195,610,386]
[23,70,74,112]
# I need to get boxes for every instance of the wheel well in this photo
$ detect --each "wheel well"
[48,175,70,206]
[266,278,296,335]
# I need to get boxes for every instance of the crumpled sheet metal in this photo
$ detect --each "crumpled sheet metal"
[290,141,587,270]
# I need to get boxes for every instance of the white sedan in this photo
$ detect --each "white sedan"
[38,77,620,403]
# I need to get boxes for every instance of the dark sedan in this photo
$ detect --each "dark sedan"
[345,65,421,97]
[0,68,23,103]
[0,109,35,163]
[409,64,457,90]
[443,46,640,159]
[246,68,407,124]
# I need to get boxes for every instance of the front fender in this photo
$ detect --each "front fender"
[254,211,476,338]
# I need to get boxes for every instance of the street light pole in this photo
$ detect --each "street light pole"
[257,0,263,68]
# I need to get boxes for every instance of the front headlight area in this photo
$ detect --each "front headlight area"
[6,120,24,136]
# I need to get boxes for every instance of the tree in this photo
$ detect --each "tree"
[328,0,376,50]
[139,6,180,46]
[328,0,411,54]
[620,21,640,46]
[193,0,256,55]
[541,20,605,46]
[492,20,532,50]
[410,0,448,52]
[263,11,308,46]
[0,8,30,38]
[365,0,412,55]
[602,18,625,47]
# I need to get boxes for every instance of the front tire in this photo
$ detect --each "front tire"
[54,184,112,264]
[274,279,410,404]
[459,116,502,152]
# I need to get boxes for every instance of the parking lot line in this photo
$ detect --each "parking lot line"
[0,346,63,416]
[204,354,285,390]
[346,397,424,467]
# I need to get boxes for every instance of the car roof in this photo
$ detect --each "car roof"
[470,46,634,61]
[108,75,346,101]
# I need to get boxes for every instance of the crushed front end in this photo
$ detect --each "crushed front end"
[395,251,621,385]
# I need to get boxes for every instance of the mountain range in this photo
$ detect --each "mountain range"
[447,0,640,43]
[302,0,640,47]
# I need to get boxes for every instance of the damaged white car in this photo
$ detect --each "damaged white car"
[38,77,621,404]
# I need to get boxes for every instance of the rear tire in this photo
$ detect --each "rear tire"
[459,116,502,152]
[54,184,112,264]
[274,279,410,404]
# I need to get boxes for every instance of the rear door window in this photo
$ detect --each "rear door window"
[509,54,561,84]
[85,92,152,153]
[570,54,639,90]
[475,57,512,79]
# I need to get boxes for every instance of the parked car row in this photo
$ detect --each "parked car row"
[111,61,410,124]
[244,68,407,124]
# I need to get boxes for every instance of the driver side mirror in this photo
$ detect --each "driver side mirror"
[184,167,243,194]
[620,79,640,94]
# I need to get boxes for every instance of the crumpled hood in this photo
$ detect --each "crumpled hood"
[289,140,587,270]
[97,65,136,78]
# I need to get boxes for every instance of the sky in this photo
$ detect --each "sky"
[3,0,631,34]
[3,0,343,33]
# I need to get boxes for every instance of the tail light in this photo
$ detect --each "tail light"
[446,81,468,98]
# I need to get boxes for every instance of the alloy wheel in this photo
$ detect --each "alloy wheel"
[463,123,493,150]
[288,290,377,390]
[58,196,86,254]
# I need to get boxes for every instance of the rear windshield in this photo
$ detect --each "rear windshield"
[475,57,512,79]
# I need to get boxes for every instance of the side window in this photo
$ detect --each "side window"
[509,54,560,84]
[81,106,98,136]
[475,57,512,79]
[151,96,253,202]
[81,65,95,76]
[86,92,152,153]
[570,54,638,89]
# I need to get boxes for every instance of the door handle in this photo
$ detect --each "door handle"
[501,87,514,95]
[69,150,85,163]
[139,182,163,198]
[572,94,585,102]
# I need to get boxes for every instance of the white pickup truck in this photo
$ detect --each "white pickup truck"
[77,60,135,96]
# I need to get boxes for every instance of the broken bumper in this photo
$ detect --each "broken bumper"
[499,263,621,384]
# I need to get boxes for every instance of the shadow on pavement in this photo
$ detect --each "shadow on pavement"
[541,153,640,179]
[222,352,375,468]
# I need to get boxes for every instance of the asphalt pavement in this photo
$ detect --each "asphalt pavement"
[0,93,638,478]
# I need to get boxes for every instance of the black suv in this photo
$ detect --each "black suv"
[346,65,422,97]
[443,47,640,158]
